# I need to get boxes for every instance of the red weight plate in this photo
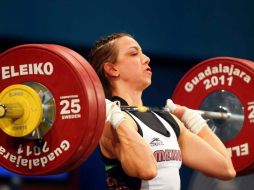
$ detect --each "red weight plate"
[42,44,105,173]
[39,44,103,174]
[35,44,97,174]
[46,45,105,172]
[0,44,97,175]
[172,57,254,175]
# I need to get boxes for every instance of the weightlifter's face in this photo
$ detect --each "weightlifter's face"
[114,36,152,90]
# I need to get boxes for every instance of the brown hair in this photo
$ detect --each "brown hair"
[89,32,133,98]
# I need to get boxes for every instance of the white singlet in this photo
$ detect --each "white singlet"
[128,111,182,190]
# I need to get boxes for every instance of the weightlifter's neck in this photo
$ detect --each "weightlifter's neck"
[112,90,143,107]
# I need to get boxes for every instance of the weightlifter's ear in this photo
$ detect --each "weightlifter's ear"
[103,62,119,77]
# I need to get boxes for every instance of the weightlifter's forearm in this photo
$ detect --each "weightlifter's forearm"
[198,126,232,159]
[197,125,236,176]
[115,123,157,179]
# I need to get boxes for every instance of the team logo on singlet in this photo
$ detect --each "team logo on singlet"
[150,138,164,146]
[153,149,182,162]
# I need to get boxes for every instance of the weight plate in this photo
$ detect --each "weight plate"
[172,57,254,174]
[46,45,105,172]
[42,44,105,173]
[34,44,98,174]
[0,44,99,175]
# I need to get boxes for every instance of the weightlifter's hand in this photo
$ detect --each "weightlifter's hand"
[165,99,206,134]
[105,99,125,129]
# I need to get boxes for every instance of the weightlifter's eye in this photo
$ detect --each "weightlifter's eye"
[130,51,138,56]
[128,46,140,56]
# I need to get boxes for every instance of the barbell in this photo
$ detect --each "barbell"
[0,44,253,176]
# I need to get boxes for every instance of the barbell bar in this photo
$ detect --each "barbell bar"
[0,93,245,135]
[0,99,244,138]
[119,105,244,121]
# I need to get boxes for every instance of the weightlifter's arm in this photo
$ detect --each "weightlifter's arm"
[166,99,236,179]
[176,120,236,180]
[101,99,157,179]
